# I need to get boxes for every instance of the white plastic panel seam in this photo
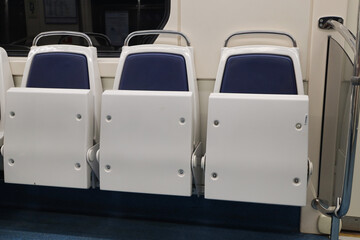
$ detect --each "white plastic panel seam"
[213,46,304,95]
[4,88,93,189]
[99,90,193,196]
[205,93,309,206]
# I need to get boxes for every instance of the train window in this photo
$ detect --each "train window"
[0,0,170,57]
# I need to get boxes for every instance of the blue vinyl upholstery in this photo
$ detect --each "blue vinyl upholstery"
[220,54,297,94]
[119,53,188,91]
[26,52,90,89]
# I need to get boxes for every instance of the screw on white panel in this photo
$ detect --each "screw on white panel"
[8,159,14,166]
[293,177,300,185]
[213,120,219,126]
[106,115,112,122]
[296,123,302,130]
[105,165,111,172]
[179,117,186,125]
[75,163,81,169]
[9,111,15,118]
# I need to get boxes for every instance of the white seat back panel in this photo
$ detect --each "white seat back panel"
[205,93,308,206]
[100,90,193,196]
[4,88,93,189]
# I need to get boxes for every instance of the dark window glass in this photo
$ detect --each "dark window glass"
[0,0,170,57]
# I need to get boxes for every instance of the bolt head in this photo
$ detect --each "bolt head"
[179,118,186,124]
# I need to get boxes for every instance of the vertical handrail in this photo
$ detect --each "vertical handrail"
[336,2,360,218]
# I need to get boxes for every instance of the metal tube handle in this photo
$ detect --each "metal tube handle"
[224,31,297,48]
[124,30,191,47]
[32,31,93,47]
[85,32,112,46]
[325,20,356,52]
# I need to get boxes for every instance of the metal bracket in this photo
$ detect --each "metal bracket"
[191,142,204,196]
[334,197,342,218]
[0,132,4,148]
[318,16,344,29]
[0,144,4,157]
[311,198,339,216]
[86,143,100,180]
[351,76,360,85]
[307,158,313,183]
[201,155,206,171]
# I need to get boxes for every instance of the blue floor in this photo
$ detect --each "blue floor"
[0,208,328,240]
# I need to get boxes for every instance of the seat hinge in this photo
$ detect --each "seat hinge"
[87,143,100,186]
[191,142,204,196]
[0,144,4,157]
[351,76,360,86]
[307,158,313,183]
[201,154,206,171]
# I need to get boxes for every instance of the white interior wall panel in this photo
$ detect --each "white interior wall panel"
[180,0,311,79]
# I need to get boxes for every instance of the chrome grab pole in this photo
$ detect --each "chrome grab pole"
[328,19,360,237]
[336,1,360,220]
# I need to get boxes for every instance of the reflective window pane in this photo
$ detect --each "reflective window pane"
[0,0,170,56]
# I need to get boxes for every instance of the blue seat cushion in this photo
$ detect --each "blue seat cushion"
[220,54,297,94]
[119,53,188,91]
[26,52,90,89]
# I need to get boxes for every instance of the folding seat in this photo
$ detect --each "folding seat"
[203,31,309,206]
[0,47,14,147]
[0,47,15,172]
[3,31,102,188]
[99,30,201,196]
